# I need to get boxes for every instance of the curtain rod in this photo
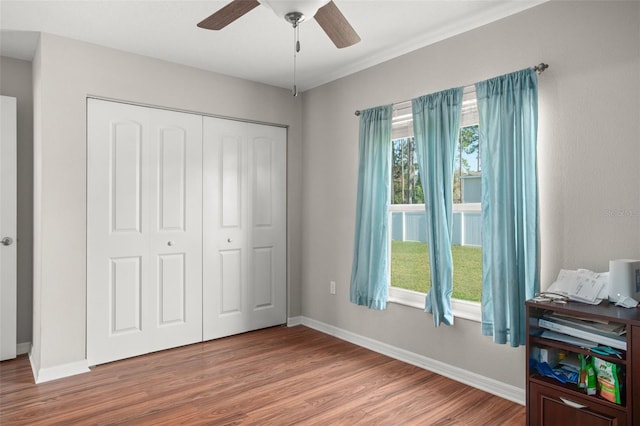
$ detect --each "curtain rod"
[354,63,549,116]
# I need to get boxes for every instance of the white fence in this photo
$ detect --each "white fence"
[390,203,481,247]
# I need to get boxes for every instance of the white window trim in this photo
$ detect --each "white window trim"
[388,286,482,323]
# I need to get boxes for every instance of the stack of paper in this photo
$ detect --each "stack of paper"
[539,330,599,349]
[548,313,626,336]
[546,269,608,305]
[538,316,627,351]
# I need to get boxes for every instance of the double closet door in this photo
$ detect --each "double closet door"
[87,99,286,366]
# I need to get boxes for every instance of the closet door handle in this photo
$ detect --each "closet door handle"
[227,238,232,243]
[167,241,175,246]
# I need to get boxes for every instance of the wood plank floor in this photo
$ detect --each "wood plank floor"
[1,326,525,425]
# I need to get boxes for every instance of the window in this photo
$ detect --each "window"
[388,86,482,320]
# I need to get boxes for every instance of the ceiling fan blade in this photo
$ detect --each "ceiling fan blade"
[197,0,260,30]
[314,1,360,48]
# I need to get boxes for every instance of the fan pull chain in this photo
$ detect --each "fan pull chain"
[292,23,300,96]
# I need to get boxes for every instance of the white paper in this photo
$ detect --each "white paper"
[596,272,609,299]
[547,269,577,294]
[573,269,606,303]
[615,296,639,308]
[546,268,606,305]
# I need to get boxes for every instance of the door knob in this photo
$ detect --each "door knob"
[1,237,13,246]
[167,240,174,246]
[227,238,232,243]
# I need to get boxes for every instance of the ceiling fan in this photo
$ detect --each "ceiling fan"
[197,0,361,49]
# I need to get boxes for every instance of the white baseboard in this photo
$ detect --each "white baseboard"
[22,317,305,383]
[297,316,525,406]
[17,342,31,355]
[29,352,91,384]
[287,316,303,326]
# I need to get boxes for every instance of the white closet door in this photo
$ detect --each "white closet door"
[0,96,17,361]
[87,99,203,365]
[203,117,286,341]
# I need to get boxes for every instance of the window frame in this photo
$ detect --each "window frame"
[387,204,482,322]
[387,86,482,322]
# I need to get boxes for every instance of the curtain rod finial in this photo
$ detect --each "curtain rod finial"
[534,63,549,74]
[354,110,361,116]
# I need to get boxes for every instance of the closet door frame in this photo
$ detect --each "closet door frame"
[87,98,288,364]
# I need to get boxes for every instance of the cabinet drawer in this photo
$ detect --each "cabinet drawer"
[529,382,627,426]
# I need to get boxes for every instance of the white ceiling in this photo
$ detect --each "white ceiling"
[0,0,546,91]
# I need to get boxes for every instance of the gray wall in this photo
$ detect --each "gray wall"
[31,33,302,373]
[0,56,33,348]
[301,1,640,390]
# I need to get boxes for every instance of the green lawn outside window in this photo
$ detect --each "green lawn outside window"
[390,241,482,302]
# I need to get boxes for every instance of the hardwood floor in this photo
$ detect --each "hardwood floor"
[1,326,525,425]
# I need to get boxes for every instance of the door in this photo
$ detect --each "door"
[87,99,203,365]
[0,96,17,361]
[203,117,286,340]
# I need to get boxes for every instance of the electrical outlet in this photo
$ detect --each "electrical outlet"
[330,280,336,295]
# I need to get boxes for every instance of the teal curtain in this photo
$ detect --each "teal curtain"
[412,88,463,326]
[476,68,539,347]
[350,105,393,310]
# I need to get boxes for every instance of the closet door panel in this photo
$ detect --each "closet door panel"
[252,138,273,227]
[220,250,243,315]
[221,136,243,228]
[252,247,274,309]
[88,99,202,366]
[88,101,149,364]
[203,117,286,341]
[148,109,203,347]
[246,124,286,329]
[157,253,186,325]
[203,118,248,339]
[110,256,142,334]
[158,127,187,231]
[111,121,142,233]
[150,111,201,240]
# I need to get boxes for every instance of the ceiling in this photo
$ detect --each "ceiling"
[0,1,546,92]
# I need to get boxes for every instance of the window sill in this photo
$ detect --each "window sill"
[388,286,482,323]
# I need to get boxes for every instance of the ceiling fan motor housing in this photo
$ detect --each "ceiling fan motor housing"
[285,12,304,26]
[259,0,331,23]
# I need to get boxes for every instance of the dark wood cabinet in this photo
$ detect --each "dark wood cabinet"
[526,300,640,426]
[529,382,626,426]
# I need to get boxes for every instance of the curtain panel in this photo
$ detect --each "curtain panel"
[476,68,540,347]
[350,105,393,310]
[412,87,464,326]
